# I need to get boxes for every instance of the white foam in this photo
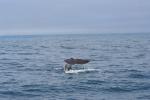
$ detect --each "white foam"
[65,69,98,74]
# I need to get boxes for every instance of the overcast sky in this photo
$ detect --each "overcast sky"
[0,0,150,35]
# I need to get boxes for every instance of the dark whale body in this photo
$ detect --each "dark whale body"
[64,58,90,64]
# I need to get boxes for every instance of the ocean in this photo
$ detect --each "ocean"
[0,33,150,100]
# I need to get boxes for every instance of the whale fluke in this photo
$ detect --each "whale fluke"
[64,58,90,64]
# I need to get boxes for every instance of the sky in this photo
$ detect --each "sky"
[0,0,150,35]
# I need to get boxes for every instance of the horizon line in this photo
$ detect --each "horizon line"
[0,32,150,37]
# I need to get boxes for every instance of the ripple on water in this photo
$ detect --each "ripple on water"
[103,82,150,92]
[0,91,40,97]
[80,80,107,85]
[134,53,146,59]
[128,73,150,79]
[60,45,75,49]
[21,84,51,95]
[17,52,40,55]
[137,95,150,100]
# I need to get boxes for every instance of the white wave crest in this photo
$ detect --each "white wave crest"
[65,69,98,74]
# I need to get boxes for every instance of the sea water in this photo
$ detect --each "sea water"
[0,33,150,100]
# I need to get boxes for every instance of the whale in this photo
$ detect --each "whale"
[64,58,90,64]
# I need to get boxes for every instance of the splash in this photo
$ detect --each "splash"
[65,69,98,74]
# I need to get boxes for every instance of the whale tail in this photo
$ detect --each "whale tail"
[64,58,90,64]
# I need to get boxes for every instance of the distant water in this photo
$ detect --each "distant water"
[0,33,150,100]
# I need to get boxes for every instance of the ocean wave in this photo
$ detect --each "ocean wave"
[80,80,106,85]
[128,73,150,79]
[103,82,150,92]
[137,95,150,100]
[0,91,40,97]
[60,45,75,49]
[103,86,131,92]
[17,52,40,55]
[65,69,98,74]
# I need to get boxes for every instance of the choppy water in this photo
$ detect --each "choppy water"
[0,33,150,100]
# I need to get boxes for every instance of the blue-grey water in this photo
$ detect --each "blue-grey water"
[0,33,150,100]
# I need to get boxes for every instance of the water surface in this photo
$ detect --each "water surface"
[0,33,150,100]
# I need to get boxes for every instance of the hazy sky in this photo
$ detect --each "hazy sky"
[0,0,150,35]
